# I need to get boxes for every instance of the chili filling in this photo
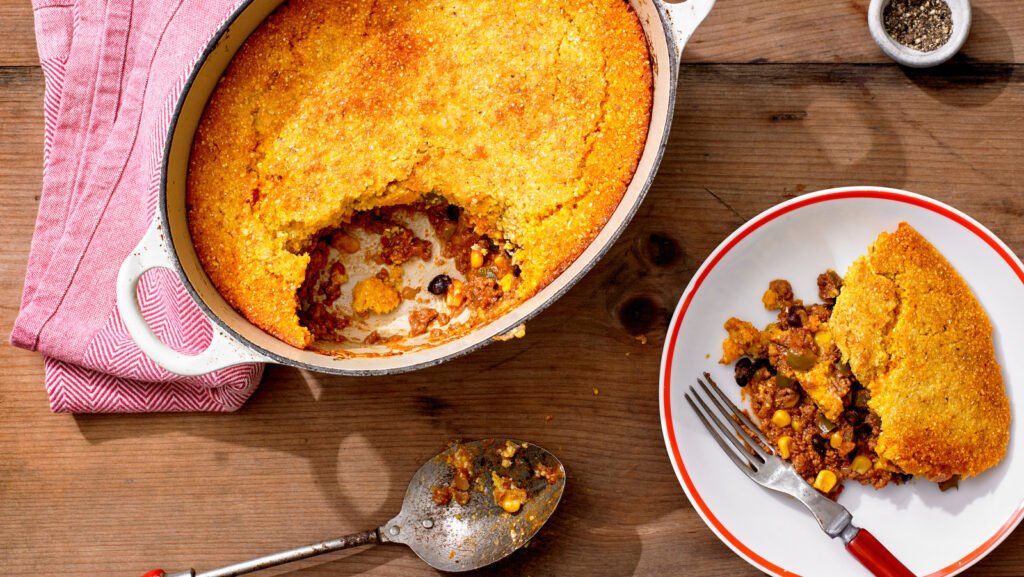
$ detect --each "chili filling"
[431,440,563,514]
[296,194,521,344]
[721,273,911,497]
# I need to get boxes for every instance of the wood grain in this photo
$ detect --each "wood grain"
[0,1,38,67]
[2,2,1023,576]
[683,0,1024,64]
[2,0,1023,66]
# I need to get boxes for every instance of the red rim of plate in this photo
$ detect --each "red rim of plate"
[660,187,1024,577]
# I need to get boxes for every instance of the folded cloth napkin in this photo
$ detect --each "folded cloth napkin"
[11,0,264,412]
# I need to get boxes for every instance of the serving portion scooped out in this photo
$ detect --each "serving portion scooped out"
[186,0,653,353]
[721,222,1010,496]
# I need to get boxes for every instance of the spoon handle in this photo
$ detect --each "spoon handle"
[142,529,381,577]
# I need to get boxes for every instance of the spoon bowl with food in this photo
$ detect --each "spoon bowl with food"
[141,439,565,576]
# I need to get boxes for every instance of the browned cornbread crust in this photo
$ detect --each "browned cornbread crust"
[187,0,653,348]
[831,223,1010,480]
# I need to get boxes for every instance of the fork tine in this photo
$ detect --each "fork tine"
[684,390,756,474]
[700,379,770,465]
[687,384,765,462]
[700,372,774,449]
[700,377,770,463]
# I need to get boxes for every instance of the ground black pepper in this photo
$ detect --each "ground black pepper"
[883,0,953,52]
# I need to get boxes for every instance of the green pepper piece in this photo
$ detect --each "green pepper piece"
[786,352,817,371]
[816,414,837,434]
[775,374,796,389]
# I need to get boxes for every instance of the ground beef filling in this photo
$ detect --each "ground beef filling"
[725,274,910,497]
[297,196,522,343]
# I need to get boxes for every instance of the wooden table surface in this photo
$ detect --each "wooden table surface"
[2,1,1023,575]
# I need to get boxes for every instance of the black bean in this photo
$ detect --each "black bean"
[512,265,521,277]
[811,435,828,457]
[733,356,757,387]
[428,274,452,295]
[446,204,461,222]
[855,423,875,440]
[752,357,776,376]
[734,357,755,387]
[784,306,803,328]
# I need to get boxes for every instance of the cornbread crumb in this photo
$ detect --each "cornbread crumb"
[720,318,767,364]
[187,0,653,349]
[352,278,402,316]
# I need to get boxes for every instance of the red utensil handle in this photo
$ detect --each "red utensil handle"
[846,529,916,577]
[140,572,165,577]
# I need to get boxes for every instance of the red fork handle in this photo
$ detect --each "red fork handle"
[846,529,916,577]
[140,572,165,577]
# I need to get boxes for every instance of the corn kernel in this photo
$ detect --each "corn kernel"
[499,441,518,459]
[446,279,465,308]
[813,469,838,493]
[791,419,804,433]
[499,496,523,514]
[771,409,791,428]
[851,455,872,474]
[814,330,833,350]
[491,471,527,513]
[830,432,843,449]
[470,249,484,269]
[778,436,794,459]
[499,273,514,292]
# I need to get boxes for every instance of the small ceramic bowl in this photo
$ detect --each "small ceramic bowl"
[868,0,971,68]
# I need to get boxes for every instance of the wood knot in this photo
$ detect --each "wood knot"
[415,395,451,418]
[617,296,664,336]
[640,233,681,268]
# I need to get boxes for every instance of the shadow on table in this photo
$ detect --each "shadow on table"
[901,6,1017,108]
[674,63,910,198]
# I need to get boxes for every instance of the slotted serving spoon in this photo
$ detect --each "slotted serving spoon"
[141,439,565,577]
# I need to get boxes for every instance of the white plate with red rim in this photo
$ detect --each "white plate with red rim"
[660,186,1024,576]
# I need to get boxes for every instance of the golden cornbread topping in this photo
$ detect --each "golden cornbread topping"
[187,0,653,349]
[830,223,1010,481]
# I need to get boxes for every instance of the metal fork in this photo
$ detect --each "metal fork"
[686,372,915,577]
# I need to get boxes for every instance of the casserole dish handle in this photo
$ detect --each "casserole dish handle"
[663,0,715,58]
[116,223,270,376]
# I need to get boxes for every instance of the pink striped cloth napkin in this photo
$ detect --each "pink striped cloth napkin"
[11,0,264,412]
